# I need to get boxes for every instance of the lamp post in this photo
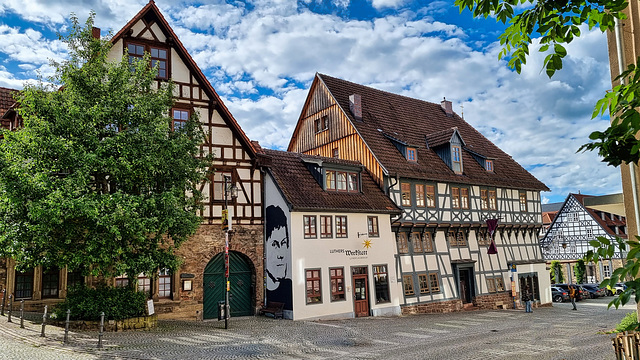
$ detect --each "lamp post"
[223,175,238,329]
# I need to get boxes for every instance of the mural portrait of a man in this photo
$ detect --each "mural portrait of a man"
[265,205,292,310]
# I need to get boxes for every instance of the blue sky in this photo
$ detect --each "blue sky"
[0,0,621,204]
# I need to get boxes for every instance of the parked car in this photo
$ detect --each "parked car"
[551,286,570,302]
[555,284,584,301]
[577,285,590,300]
[581,284,605,298]
[614,282,627,295]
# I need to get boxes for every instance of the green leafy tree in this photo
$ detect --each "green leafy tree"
[550,260,564,284]
[574,259,586,284]
[0,14,211,278]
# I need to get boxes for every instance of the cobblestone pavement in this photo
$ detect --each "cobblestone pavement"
[0,296,635,360]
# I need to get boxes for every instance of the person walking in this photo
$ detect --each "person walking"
[569,284,577,310]
[523,287,533,313]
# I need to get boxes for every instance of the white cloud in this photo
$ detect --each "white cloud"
[370,0,406,10]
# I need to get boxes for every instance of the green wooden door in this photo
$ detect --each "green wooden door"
[203,252,253,319]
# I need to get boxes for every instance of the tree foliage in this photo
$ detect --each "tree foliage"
[0,14,211,278]
[574,259,586,284]
[455,0,638,166]
[550,260,564,284]
[584,236,635,309]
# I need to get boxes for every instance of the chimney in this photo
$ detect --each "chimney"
[349,94,362,121]
[441,97,453,117]
[92,27,101,40]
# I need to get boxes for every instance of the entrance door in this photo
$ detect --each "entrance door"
[352,267,369,317]
[203,251,253,319]
[459,268,472,304]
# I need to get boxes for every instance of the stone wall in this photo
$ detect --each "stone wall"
[401,299,464,315]
[473,292,513,310]
[53,314,157,332]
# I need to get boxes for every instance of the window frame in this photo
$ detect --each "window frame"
[452,187,460,209]
[426,185,436,208]
[373,264,391,304]
[486,159,494,172]
[401,183,411,207]
[486,277,497,293]
[171,108,190,132]
[397,232,409,254]
[406,147,417,162]
[137,273,151,297]
[326,170,336,190]
[519,191,527,212]
[460,187,469,209]
[452,145,463,174]
[449,231,467,247]
[481,189,489,210]
[304,215,318,239]
[489,190,497,210]
[14,269,34,299]
[335,216,348,238]
[125,41,169,80]
[41,269,59,299]
[423,232,434,252]
[403,274,415,296]
[367,216,379,237]
[411,232,424,253]
[429,273,440,293]
[320,215,333,238]
[158,268,172,299]
[330,267,345,302]
[415,184,425,207]
[306,269,322,304]
[418,273,430,294]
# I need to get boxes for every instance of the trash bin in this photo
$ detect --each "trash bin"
[217,301,229,321]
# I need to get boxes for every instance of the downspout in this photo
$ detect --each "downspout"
[615,16,640,322]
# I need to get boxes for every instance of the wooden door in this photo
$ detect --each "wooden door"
[203,252,253,319]
[352,268,369,317]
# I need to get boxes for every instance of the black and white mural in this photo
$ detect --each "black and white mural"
[265,204,292,311]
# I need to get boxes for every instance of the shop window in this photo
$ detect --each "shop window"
[330,267,345,302]
[373,265,390,303]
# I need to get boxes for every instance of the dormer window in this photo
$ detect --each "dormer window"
[325,170,359,192]
[406,147,417,162]
[315,115,328,133]
[486,160,494,172]
[452,145,462,174]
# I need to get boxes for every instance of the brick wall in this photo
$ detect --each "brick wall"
[401,299,464,315]
[473,292,513,310]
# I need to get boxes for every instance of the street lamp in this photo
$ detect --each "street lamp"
[223,175,238,329]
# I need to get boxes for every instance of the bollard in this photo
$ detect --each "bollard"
[1,288,5,316]
[64,309,70,344]
[19,300,24,329]
[7,295,13,323]
[97,312,104,349]
[40,305,47,337]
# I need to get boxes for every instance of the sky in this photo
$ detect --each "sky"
[0,0,622,204]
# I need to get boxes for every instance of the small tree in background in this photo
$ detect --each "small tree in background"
[550,260,564,284]
[574,259,586,284]
[0,13,211,278]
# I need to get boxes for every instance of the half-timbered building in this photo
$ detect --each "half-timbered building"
[1,1,264,320]
[263,149,401,320]
[541,193,627,284]
[289,74,551,313]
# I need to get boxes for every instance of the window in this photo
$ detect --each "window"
[137,274,151,296]
[397,232,409,254]
[489,190,497,210]
[159,268,172,298]
[403,274,415,296]
[42,269,59,298]
[368,216,379,237]
[320,216,333,238]
[335,216,348,238]
[452,145,462,174]
[326,170,336,190]
[415,184,425,207]
[429,273,440,293]
[495,277,505,292]
[406,147,417,162]
[348,173,358,192]
[586,228,594,239]
[401,183,411,207]
[486,160,494,172]
[306,269,322,304]
[461,188,469,209]
[212,171,234,202]
[481,189,489,210]
[486,278,497,293]
[449,231,467,247]
[423,232,434,252]
[67,270,84,290]
[127,42,168,79]
[411,232,423,253]
[304,216,317,238]
[452,187,460,209]
[115,275,129,288]
[332,148,339,158]
[336,172,347,191]
[373,265,390,303]
[14,269,33,299]
[518,191,527,212]
[172,108,189,131]
[426,185,436,208]
[478,232,491,246]
[330,267,345,301]
[603,264,611,278]
[570,212,579,222]
[419,274,430,294]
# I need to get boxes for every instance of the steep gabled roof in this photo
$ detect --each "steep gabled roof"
[265,149,400,214]
[111,0,256,158]
[315,74,548,191]
[425,127,463,148]
[0,87,18,130]
[572,194,627,238]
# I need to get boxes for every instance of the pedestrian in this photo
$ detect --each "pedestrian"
[523,287,533,313]
[569,284,577,310]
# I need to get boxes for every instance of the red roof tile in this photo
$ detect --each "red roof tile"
[0,87,18,130]
[572,193,627,238]
[265,149,401,214]
[317,74,549,191]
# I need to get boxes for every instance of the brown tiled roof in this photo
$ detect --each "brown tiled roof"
[572,193,627,238]
[0,87,18,130]
[264,149,401,214]
[542,211,557,225]
[317,74,549,191]
[425,127,460,148]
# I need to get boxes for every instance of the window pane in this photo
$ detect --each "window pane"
[151,48,158,58]
[426,185,436,208]
[348,173,358,192]
[401,183,411,207]
[412,232,423,253]
[136,45,144,55]
[403,275,414,295]
[397,232,409,254]
[337,172,347,190]
[159,49,167,59]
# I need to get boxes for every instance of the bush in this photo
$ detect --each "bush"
[616,311,639,332]
[54,284,148,321]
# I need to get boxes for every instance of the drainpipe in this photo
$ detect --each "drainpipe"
[615,15,640,322]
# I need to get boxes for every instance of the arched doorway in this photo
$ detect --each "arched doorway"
[203,251,254,319]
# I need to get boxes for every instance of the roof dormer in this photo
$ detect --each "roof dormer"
[383,132,419,163]
[425,127,466,174]
[466,147,496,173]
